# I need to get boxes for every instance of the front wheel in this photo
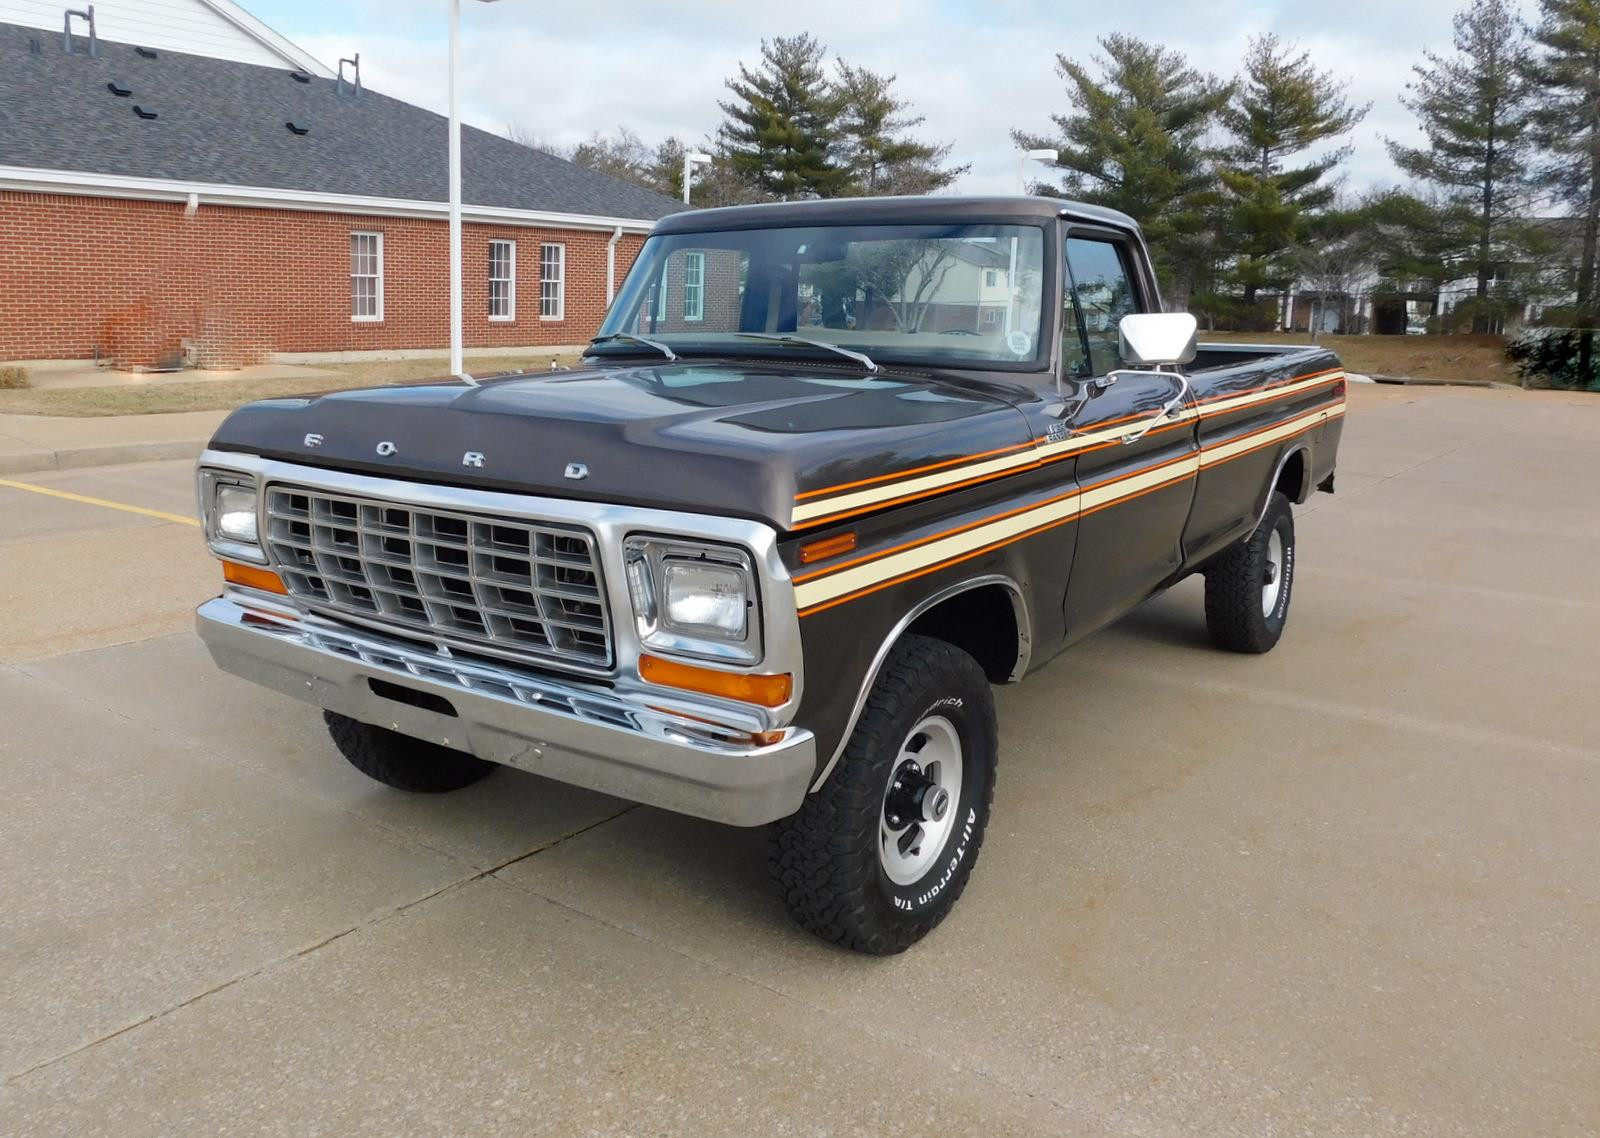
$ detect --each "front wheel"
[1204,489,1295,653]
[769,634,998,955]
[324,711,497,792]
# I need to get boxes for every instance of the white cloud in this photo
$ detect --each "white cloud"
[282,0,1542,197]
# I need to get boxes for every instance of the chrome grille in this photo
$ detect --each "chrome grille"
[263,486,612,670]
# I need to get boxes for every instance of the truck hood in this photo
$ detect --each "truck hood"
[208,361,1034,531]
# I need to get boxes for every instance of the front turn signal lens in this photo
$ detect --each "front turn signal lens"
[639,654,793,707]
[223,560,288,595]
[799,531,857,565]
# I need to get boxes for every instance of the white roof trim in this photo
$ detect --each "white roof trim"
[0,166,661,233]
[195,0,337,78]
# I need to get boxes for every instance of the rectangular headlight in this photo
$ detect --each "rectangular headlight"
[624,536,761,664]
[663,562,747,638]
[215,483,258,543]
[199,470,265,564]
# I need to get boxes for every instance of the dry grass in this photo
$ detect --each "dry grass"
[0,353,582,417]
[0,365,31,390]
[1203,331,1517,384]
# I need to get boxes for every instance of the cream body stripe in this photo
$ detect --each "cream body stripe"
[795,398,1344,612]
[790,372,1344,525]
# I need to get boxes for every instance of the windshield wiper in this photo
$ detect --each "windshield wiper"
[734,333,879,373]
[589,332,678,361]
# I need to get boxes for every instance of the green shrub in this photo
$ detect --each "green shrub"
[0,365,31,390]
[1506,329,1600,392]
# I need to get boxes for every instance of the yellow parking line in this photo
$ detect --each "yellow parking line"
[0,477,201,527]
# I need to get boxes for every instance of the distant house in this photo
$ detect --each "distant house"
[0,1,682,368]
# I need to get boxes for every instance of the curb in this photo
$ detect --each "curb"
[0,438,208,476]
[1368,374,1515,389]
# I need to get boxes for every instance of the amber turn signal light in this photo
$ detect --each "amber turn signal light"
[798,531,857,565]
[638,654,793,707]
[222,560,288,595]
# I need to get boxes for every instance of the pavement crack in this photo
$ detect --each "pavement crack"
[487,873,1097,1128]
[4,803,638,1087]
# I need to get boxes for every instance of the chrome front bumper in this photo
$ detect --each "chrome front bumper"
[196,595,817,826]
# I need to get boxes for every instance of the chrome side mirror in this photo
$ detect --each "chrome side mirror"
[1118,312,1198,367]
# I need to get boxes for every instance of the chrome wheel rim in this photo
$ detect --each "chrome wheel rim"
[879,716,964,887]
[1262,529,1284,616]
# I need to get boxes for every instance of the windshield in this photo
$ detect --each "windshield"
[596,223,1048,370]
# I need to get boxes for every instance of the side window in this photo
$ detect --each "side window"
[1063,236,1141,377]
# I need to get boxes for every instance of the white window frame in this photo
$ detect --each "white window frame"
[488,239,516,322]
[540,242,565,321]
[983,268,1000,288]
[350,231,384,322]
[682,251,705,322]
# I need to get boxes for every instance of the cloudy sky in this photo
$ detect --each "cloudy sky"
[246,0,1540,195]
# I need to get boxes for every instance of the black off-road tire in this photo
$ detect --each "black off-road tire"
[324,711,497,792]
[1205,490,1295,654]
[770,634,998,955]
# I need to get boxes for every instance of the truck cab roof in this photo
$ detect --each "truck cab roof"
[652,195,1142,237]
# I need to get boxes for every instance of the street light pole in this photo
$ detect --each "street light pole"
[447,0,500,382]
[682,151,712,205]
[448,0,463,379]
[1017,148,1057,194]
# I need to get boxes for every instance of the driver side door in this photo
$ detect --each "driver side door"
[1058,232,1199,640]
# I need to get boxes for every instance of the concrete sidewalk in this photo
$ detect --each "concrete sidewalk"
[0,409,227,475]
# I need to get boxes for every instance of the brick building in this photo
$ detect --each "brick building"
[0,2,681,369]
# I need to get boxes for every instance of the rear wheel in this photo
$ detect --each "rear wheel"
[1204,490,1295,653]
[770,635,998,955]
[324,711,497,792]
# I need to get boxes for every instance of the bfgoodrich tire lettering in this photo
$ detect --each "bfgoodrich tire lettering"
[769,634,998,955]
[1204,490,1295,654]
[324,711,497,792]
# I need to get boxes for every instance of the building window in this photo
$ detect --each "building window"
[983,269,1000,288]
[683,251,705,322]
[351,231,383,321]
[488,239,515,321]
[540,243,565,320]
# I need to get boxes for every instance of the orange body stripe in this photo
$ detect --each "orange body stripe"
[791,369,1343,529]
[797,398,1342,615]
[792,366,1341,506]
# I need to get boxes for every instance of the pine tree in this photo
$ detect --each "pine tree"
[1387,0,1533,331]
[717,34,849,200]
[1217,35,1369,323]
[833,62,967,196]
[1012,35,1231,303]
[1526,0,1600,335]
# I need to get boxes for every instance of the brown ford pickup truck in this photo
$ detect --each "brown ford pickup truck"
[194,196,1345,954]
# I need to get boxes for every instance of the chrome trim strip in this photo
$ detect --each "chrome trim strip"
[1259,442,1312,522]
[198,450,806,729]
[809,574,1031,793]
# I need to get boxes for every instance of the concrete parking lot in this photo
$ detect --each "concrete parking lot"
[2,383,1598,1136]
